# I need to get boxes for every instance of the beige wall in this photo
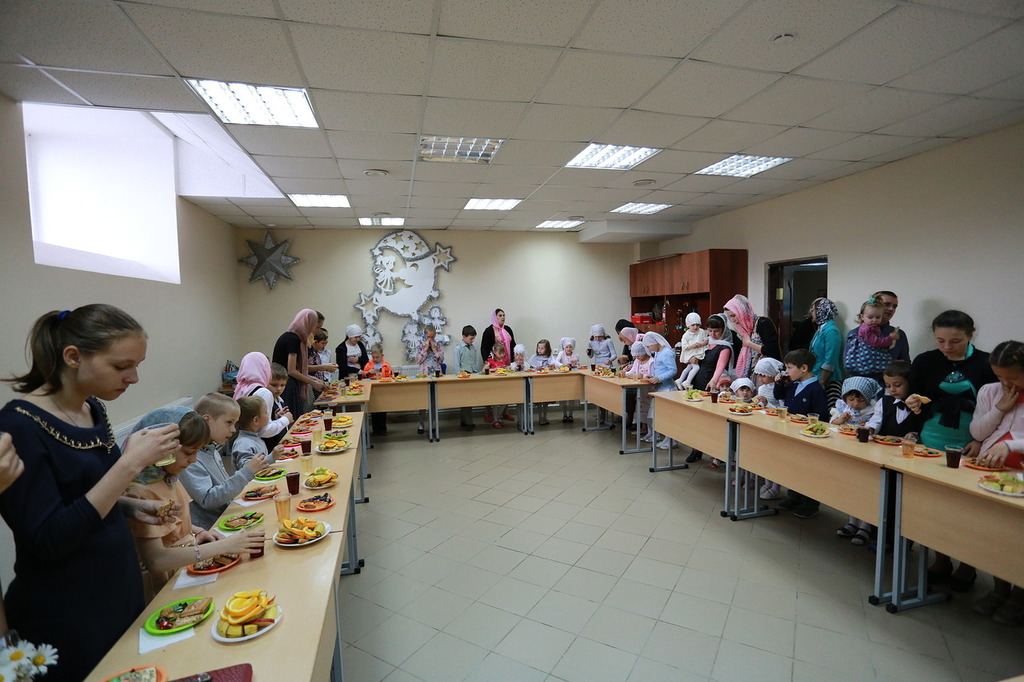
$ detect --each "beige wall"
[234,228,634,367]
[657,122,1024,357]
[0,94,243,588]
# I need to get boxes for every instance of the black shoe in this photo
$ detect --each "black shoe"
[417,426,425,435]
[562,415,570,423]
[461,423,476,431]
[685,451,703,463]
[776,498,799,512]
[793,504,820,519]
[568,415,574,422]
[627,424,637,432]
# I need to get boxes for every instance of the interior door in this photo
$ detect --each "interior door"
[766,257,828,352]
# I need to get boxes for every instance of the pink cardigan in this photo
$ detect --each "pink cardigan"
[970,382,1024,454]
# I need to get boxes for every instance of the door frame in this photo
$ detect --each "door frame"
[766,256,829,353]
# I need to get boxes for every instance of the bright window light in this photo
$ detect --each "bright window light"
[185,79,318,127]
[536,220,584,229]
[289,194,350,208]
[419,136,504,164]
[565,143,662,170]
[695,154,792,177]
[611,202,672,215]
[464,198,521,210]
[359,217,405,226]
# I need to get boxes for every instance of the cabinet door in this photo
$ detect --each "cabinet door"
[688,251,710,292]
[629,263,643,297]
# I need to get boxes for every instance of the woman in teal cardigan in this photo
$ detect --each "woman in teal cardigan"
[809,298,845,407]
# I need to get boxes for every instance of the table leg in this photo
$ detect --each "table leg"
[649,400,688,472]
[727,424,775,521]
[869,468,894,606]
[620,386,650,455]
[885,471,949,612]
[331,581,345,682]
[340,478,363,575]
[428,382,439,443]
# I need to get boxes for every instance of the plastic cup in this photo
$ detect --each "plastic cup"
[777,407,788,420]
[300,439,311,454]
[856,427,870,443]
[249,537,265,559]
[945,445,963,468]
[323,416,333,431]
[435,369,442,378]
[590,364,596,372]
[139,422,178,467]
[273,493,291,522]
[285,471,300,494]
[807,413,819,425]
[901,435,917,459]
[299,452,314,475]
[710,391,719,403]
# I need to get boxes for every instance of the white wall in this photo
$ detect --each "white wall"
[657,122,1024,357]
[233,228,634,367]
[0,94,243,588]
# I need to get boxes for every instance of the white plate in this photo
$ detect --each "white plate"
[977,481,1024,498]
[273,522,332,548]
[801,431,830,438]
[682,398,703,402]
[727,410,754,416]
[302,480,337,490]
[210,607,283,643]
[315,444,350,455]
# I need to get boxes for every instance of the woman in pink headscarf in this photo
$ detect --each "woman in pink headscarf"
[723,294,780,379]
[272,309,326,415]
[481,308,516,364]
[234,351,293,447]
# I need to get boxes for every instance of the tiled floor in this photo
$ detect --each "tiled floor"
[339,414,1024,681]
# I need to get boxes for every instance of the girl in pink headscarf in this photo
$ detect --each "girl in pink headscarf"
[234,351,293,444]
[723,294,780,380]
[272,309,325,415]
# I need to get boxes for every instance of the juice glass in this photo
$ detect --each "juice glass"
[273,493,291,522]
[807,413,819,425]
[901,434,918,459]
[299,452,314,475]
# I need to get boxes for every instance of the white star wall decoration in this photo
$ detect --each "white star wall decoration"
[239,230,301,289]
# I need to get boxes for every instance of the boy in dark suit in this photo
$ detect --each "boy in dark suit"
[774,349,830,518]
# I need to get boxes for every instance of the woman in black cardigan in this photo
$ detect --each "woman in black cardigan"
[481,308,516,363]
[336,324,369,379]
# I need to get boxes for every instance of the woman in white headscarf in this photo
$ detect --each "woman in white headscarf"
[336,324,369,380]
[641,331,679,449]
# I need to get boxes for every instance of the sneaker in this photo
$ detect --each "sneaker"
[656,438,671,450]
[709,458,719,469]
[484,414,493,423]
[685,451,703,463]
[759,486,781,500]
[776,498,799,512]
[793,504,820,519]
[851,528,871,545]
[640,433,654,443]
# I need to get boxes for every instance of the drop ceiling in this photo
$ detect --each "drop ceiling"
[1,0,1022,236]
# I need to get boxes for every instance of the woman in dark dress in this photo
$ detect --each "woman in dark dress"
[272,308,326,415]
[686,315,735,464]
[723,294,781,379]
[480,309,516,363]
[0,305,180,682]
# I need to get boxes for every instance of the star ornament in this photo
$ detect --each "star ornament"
[432,243,455,271]
[239,231,301,289]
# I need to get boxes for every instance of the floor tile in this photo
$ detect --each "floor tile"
[468,544,529,575]
[641,621,720,677]
[468,652,549,681]
[479,575,549,616]
[399,631,489,681]
[434,565,503,600]
[721,605,796,657]
[342,645,395,682]
[353,613,438,667]
[552,637,637,682]
[602,578,670,620]
[575,546,635,577]
[443,601,522,650]
[711,639,793,682]
[526,589,600,634]
[494,619,576,673]
[532,536,590,565]
[660,592,730,637]
[580,604,656,654]
[400,586,473,629]
[508,555,571,589]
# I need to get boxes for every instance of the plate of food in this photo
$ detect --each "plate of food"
[963,457,1006,472]
[376,376,394,382]
[275,447,299,461]
[872,435,902,446]
[557,366,571,372]
[836,424,858,436]
[293,416,320,430]
[212,590,281,642]
[728,404,755,416]
[324,429,348,439]
[279,435,301,447]
[789,414,809,424]
[801,423,831,438]
[103,665,168,682]
[289,430,312,439]
[914,446,943,457]
[718,398,736,404]
[273,517,331,547]
[978,473,1024,497]
[218,511,264,532]
[187,553,240,575]
[682,389,703,402]
[316,438,348,454]
[144,597,214,635]
[296,493,334,512]
[346,389,364,396]
[332,415,354,427]
[240,484,278,502]
[456,371,471,378]
[253,467,286,481]
[303,467,339,490]
[763,407,779,416]
[394,374,409,381]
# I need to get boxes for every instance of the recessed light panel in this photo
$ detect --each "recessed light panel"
[419,136,504,164]
[695,154,792,178]
[535,220,584,229]
[565,143,662,170]
[186,79,317,127]
[289,194,350,208]
[611,202,671,215]
[464,198,521,210]
[359,217,405,226]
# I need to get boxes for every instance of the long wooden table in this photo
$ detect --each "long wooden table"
[86,415,364,681]
[582,374,651,455]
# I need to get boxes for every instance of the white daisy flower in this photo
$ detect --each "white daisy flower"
[0,660,15,682]
[1,641,32,669]
[29,643,58,674]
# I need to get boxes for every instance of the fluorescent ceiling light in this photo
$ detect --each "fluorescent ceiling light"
[419,136,504,164]
[186,79,317,127]
[611,202,671,215]
[536,220,583,229]
[565,143,662,170]
[695,154,792,178]
[289,194,350,208]
[464,198,521,210]
[359,217,405,226]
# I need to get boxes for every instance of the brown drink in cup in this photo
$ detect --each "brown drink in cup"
[710,391,719,403]
[249,533,265,559]
[323,416,332,430]
[300,439,311,454]
[285,471,300,494]
[856,427,870,443]
[945,445,963,468]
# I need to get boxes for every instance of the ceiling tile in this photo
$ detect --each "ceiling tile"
[45,71,205,112]
[874,96,1024,137]
[290,24,430,94]
[525,185,600,202]
[805,87,954,132]
[636,190,705,205]
[438,0,595,46]
[630,149,730,174]
[726,76,875,126]
[338,160,413,180]
[412,163,489,182]
[250,216,311,226]
[3,0,173,75]
[406,208,460,219]
[973,72,1024,100]
[752,157,850,181]
[312,91,423,133]
[422,98,528,138]
[635,61,782,118]
[662,174,742,192]
[271,177,349,194]
[596,170,685,190]
[481,165,560,184]
[511,104,623,142]
[281,0,435,33]
[222,216,263,226]
[535,51,677,108]
[409,181,480,197]
[123,5,301,83]
[573,0,747,58]
[429,38,560,101]
[807,133,925,161]
[902,0,1024,20]
[595,110,706,148]
[326,131,417,160]
[297,207,356,219]
[945,104,1024,137]
[889,21,1024,95]
[471,184,538,199]
[232,197,293,207]
[227,126,332,157]
[489,139,584,166]
[862,136,958,164]
[239,205,300,217]
[672,119,787,153]
[343,178,412,195]
[122,1,278,18]
[711,176,798,194]
[0,64,87,105]
[254,155,340,178]
[795,5,1006,85]
[742,126,861,157]
[407,195,462,209]
[347,195,408,211]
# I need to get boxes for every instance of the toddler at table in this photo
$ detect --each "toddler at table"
[587,324,617,368]
[360,343,392,436]
[730,377,756,401]
[179,393,270,531]
[530,339,557,425]
[510,343,528,371]
[485,342,511,428]
[416,325,445,434]
[230,396,280,471]
[626,341,654,439]
[675,313,709,388]
[752,358,785,498]
[642,332,679,450]
[453,326,482,430]
[830,377,882,545]
[556,337,580,422]
[774,349,829,518]
[126,407,264,597]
